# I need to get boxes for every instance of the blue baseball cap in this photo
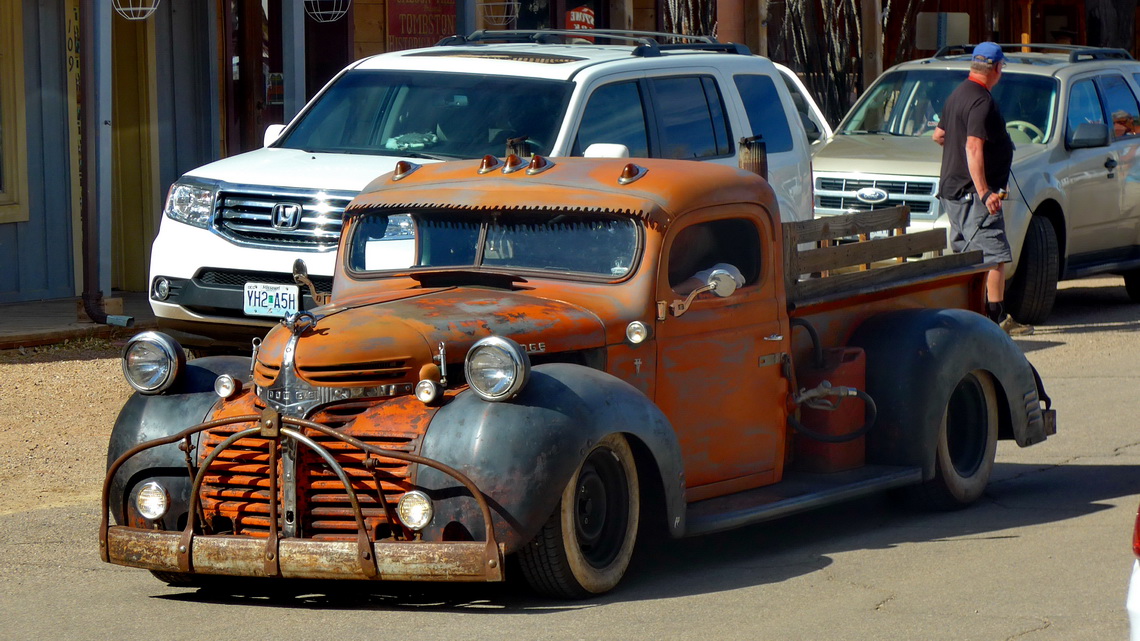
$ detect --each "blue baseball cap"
[972,42,1005,65]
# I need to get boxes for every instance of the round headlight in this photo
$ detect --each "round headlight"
[464,336,531,402]
[396,490,434,531]
[135,481,169,520]
[122,331,186,395]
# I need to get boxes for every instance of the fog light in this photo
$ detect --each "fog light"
[415,379,441,404]
[136,481,169,520]
[152,277,171,301]
[214,374,241,399]
[396,490,433,531]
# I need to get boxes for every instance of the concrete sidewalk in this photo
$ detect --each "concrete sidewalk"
[0,291,157,350]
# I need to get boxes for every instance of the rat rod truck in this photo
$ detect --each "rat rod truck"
[101,155,1056,598]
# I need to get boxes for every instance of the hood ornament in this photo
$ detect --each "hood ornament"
[283,310,317,336]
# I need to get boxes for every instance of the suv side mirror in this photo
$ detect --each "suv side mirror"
[1068,122,1109,149]
[264,124,286,147]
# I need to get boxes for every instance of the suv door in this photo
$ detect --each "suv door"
[1063,75,1120,257]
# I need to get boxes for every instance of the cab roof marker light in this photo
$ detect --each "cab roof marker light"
[502,154,527,174]
[525,155,554,175]
[478,155,503,174]
[392,160,421,181]
[618,163,648,185]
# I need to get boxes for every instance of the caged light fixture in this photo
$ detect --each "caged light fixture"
[113,0,161,20]
[304,0,352,23]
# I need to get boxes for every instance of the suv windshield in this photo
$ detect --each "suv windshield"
[347,210,640,279]
[839,69,1059,144]
[278,71,573,159]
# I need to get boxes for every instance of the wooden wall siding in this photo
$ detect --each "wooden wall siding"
[0,1,76,303]
[355,0,387,59]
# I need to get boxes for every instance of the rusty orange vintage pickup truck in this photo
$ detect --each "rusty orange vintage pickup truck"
[102,154,1056,598]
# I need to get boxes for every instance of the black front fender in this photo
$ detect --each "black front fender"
[106,355,251,525]
[416,363,685,552]
[848,308,1051,479]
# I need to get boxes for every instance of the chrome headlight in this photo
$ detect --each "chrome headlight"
[135,481,169,520]
[464,336,531,402]
[163,178,217,228]
[122,331,186,394]
[396,490,434,531]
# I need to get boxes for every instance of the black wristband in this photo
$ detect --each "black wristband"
[981,190,993,202]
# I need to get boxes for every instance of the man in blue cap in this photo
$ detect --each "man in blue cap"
[933,42,1033,335]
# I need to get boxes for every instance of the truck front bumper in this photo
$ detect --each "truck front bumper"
[103,527,503,582]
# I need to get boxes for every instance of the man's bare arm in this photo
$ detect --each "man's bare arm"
[932,126,946,146]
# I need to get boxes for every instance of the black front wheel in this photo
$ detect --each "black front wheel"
[1005,215,1059,324]
[517,433,640,599]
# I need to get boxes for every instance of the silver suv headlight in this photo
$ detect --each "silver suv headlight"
[464,336,530,402]
[163,177,218,228]
[122,331,186,394]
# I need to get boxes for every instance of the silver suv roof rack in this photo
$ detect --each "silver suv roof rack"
[436,30,752,57]
[932,43,1134,62]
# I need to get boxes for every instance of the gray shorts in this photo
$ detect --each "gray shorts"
[942,193,1013,264]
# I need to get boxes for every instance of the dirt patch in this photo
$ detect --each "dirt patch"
[0,338,132,514]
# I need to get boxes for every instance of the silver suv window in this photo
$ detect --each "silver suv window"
[278,71,573,159]
[839,69,1059,144]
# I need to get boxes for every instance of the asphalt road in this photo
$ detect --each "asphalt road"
[1,276,1137,641]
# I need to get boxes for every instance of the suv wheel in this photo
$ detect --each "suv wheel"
[1124,270,1140,303]
[1005,216,1059,324]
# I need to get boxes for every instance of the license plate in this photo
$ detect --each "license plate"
[243,282,300,318]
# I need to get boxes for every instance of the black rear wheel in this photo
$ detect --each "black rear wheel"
[517,433,639,598]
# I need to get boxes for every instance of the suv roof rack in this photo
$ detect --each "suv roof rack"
[437,29,752,57]
[932,43,1134,62]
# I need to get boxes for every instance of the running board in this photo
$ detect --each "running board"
[684,465,923,537]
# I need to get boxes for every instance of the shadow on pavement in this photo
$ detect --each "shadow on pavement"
[154,461,1140,611]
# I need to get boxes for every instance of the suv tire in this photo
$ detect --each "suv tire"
[1124,269,1140,303]
[1005,215,1059,324]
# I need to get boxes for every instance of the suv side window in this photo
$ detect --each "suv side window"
[575,81,650,156]
[1066,79,1106,145]
[1096,74,1140,140]
[733,74,794,153]
[650,76,732,159]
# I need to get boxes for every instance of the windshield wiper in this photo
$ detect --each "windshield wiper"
[410,269,529,289]
[841,129,907,136]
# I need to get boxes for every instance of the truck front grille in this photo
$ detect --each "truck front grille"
[212,187,356,251]
[199,399,426,541]
[814,173,940,220]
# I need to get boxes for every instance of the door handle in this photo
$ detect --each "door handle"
[763,334,783,341]
[1105,157,1118,170]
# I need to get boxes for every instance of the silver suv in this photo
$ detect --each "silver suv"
[812,44,1140,323]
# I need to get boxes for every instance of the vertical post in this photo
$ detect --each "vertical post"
[282,1,306,121]
[717,0,745,44]
[739,136,768,181]
[860,0,882,90]
[757,0,768,57]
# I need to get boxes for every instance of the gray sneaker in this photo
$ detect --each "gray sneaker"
[999,314,1035,336]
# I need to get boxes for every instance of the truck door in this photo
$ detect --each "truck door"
[654,215,790,501]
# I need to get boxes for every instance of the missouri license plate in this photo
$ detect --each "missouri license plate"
[243,282,299,318]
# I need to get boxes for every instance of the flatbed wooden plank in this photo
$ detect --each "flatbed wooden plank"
[791,250,985,302]
[784,206,911,245]
[793,228,949,275]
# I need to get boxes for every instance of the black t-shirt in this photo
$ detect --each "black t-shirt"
[937,79,1014,199]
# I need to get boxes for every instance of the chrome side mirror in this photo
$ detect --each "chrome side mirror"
[670,269,738,317]
[292,259,329,306]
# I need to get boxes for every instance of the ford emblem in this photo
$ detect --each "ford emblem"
[855,187,889,204]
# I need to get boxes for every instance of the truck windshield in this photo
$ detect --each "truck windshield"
[278,71,573,158]
[346,210,640,279]
[839,69,1059,144]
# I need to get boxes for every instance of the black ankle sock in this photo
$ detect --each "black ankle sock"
[987,301,1003,322]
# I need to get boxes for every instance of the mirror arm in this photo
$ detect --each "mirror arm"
[669,283,715,318]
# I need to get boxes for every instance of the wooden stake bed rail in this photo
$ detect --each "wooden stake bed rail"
[783,205,985,305]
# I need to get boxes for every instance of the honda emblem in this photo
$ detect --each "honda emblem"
[271,203,303,230]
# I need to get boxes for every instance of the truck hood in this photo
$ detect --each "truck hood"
[253,287,606,389]
[184,148,436,192]
[812,134,1050,178]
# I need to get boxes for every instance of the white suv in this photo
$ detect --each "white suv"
[812,44,1140,324]
[150,30,828,349]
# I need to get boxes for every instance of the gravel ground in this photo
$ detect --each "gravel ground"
[0,338,130,515]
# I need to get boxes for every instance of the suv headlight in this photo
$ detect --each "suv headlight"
[464,336,530,402]
[163,178,218,228]
[122,331,186,394]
